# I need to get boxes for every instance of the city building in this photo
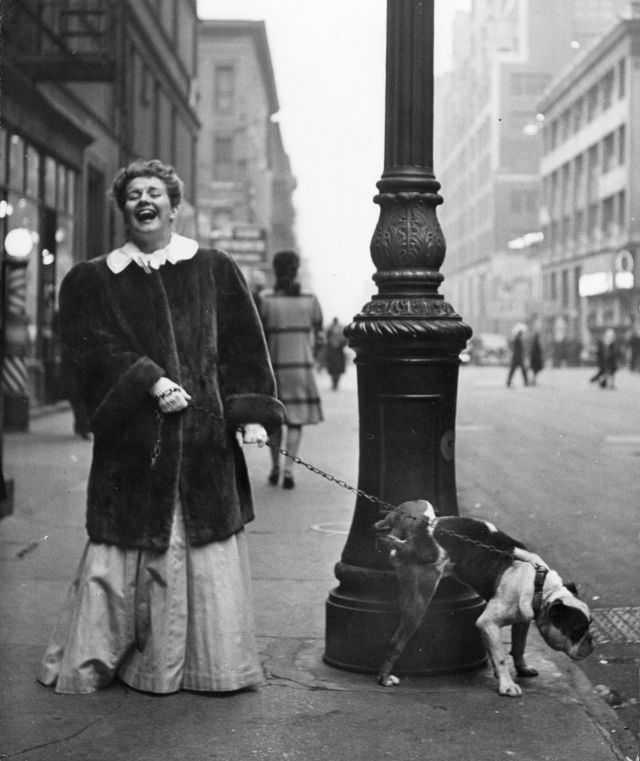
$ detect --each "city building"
[196,20,298,291]
[538,8,640,363]
[1,0,199,426]
[435,0,629,342]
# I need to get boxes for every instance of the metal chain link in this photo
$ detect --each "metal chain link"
[269,442,519,561]
[267,441,397,513]
[149,406,519,562]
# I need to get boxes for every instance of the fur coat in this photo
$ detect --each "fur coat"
[59,246,284,551]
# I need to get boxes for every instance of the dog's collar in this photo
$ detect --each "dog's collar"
[532,564,548,619]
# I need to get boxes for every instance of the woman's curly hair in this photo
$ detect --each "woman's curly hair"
[111,159,184,210]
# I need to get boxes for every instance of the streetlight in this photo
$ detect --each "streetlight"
[324,0,486,675]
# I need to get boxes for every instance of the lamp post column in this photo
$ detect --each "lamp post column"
[324,0,486,674]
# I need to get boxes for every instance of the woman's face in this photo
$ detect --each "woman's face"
[122,175,176,251]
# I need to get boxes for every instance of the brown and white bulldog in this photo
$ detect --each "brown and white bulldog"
[373,499,593,696]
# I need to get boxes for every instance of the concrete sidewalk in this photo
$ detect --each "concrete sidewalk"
[1,369,637,760]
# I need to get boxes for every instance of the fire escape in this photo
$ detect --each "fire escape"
[4,0,120,81]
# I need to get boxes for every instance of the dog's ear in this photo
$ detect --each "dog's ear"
[564,582,579,596]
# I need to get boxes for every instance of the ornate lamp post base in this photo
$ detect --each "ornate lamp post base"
[326,577,486,675]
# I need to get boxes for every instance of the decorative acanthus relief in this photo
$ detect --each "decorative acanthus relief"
[371,192,446,271]
[362,298,455,318]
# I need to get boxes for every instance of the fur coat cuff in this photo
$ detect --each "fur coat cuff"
[225,393,285,433]
[91,356,165,437]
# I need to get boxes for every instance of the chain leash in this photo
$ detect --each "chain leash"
[149,406,519,562]
[268,441,517,561]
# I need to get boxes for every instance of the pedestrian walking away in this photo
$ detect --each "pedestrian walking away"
[38,159,284,696]
[589,328,618,389]
[528,330,544,386]
[325,316,348,390]
[506,326,529,387]
[259,250,324,490]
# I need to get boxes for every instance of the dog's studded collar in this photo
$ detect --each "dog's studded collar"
[532,564,549,619]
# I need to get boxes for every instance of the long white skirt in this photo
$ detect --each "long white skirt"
[38,505,262,694]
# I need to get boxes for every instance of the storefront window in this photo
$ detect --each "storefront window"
[0,127,7,187]
[55,216,75,284]
[9,134,24,192]
[44,156,56,208]
[65,169,74,214]
[7,192,39,363]
[56,164,67,212]
[25,145,39,198]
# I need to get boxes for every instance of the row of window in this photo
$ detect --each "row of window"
[0,129,75,214]
[544,190,626,251]
[544,124,626,214]
[545,58,626,150]
[544,266,581,309]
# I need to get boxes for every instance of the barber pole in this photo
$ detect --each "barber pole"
[2,256,30,430]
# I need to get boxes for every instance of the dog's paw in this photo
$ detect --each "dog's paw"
[498,680,523,697]
[515,664,538,678]
[378,674,400,687]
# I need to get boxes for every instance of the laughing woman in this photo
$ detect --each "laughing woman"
[38,159,284,695]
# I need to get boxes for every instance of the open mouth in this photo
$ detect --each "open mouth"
[135,206,158,223]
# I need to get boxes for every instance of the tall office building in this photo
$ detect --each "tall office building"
[435,0,629,340]
[197,20,298,289]
[538,8,640,361]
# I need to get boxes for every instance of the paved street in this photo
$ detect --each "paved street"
[1,363,639,760]
[456,364,640,738]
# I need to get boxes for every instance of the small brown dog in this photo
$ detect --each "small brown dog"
[374,499,593,696]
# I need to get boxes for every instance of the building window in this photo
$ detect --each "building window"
[586,85,598,121]
[602,132,615,173]
[574,209,584,242]
[617,190,626,230]
[572,98,583,133]
[215,65,234,113]
[550,271,557,302]
[588,202,599,238]
[618,58,626,98]
[602,195,614,235]
[617,124,626,165]
[601,70,614,110]
[213,135,233,181]
[561,269,569,309]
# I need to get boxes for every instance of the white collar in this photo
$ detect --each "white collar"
[106,233,199,274]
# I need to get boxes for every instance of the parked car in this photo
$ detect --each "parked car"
[468,333,509,365]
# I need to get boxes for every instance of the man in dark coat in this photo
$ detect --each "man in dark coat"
[506,328,529,387]
[39,160,284,695]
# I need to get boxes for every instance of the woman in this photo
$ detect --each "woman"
[529,331,544,386]
[259,251,323,489]
[325,317,347,390]
[38,159,284,694]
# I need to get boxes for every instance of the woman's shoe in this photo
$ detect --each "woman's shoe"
[268,468,280,486]
[282,473,295,490]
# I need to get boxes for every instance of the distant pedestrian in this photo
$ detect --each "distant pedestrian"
[259,251,324,489]
[506,327,529,387]
[325,317,347,390]
[590,329,618,389]
[529,331,544,386]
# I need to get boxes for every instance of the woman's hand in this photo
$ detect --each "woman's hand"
[236,423,268,447]
[151,377,192,414]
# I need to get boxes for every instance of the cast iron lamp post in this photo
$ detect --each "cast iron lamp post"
[324,0,486,674]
